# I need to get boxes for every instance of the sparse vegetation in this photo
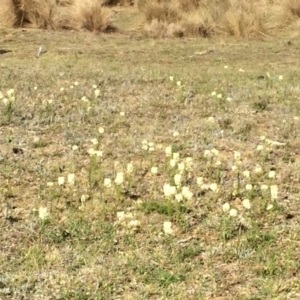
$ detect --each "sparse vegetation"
[1,1,300,299]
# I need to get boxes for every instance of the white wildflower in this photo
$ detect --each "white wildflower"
[163,183,176,198]
[254,165,263,174]
[268,171,276,179]
[243,170,250,178]
[104,178,112,188]
[148,142,155,152]
[94,89,100,97]
[196,177,203,186]
[222,202,230,212]
[175,193,183,202]
[67,173,75,186]
[126,162,134,174]
[229,208,238,217]
[128,220,141,229]
[172,152,180,162]
[174,174,182,187]
[181,186,193,200]
[204,150,212,158]
[209,183,218,192]
[178,162,185,174]
[91,138,98,145]
[58,177,65,185]
[234,151,241,161]
[115,172,124,185]
[163,221,174,235]
[170,159,177,168]
[270,185,278,201]
[39,207,49,220]
[256,145,264,151]
[245,184,253,191]
[211,148,219,156]
[142,140,148,151]
[165,146,172,157]
[185,157,193,171]
[242,199,251,209]
[151,167,158,175]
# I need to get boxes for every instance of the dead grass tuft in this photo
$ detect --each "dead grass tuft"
[220,1,267,38]
[139,0,269,38]
[0,0,17,28]
[176,0,200,13]
[11,0,58,28]
[57,0,74,6]
[2,0,300,38]
[266,0,300,34]
[144,19,184,38]
[102,0,134,6]
[0,0,115,33]
[283,0,300,18]
[56,0,116,32]
[139,1,181,24]
[181,11,215,37]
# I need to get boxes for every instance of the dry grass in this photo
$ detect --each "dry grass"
[176,0,200,13]
[0,0,115,33]
[102,0,134,6]
[1,0,300,38]
[139,1,181,24]
[56,0,115,32]
[266,0,300,35]
[181,10,215,37]
[144,19,184,38]
[19,0,58,28]
[57,0,74,6]
[139,0,300,38]
[221,2,267,38]
[1,29,300,299]
[0,0,16,28]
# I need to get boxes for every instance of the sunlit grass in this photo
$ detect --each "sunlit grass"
[1,30,300,299]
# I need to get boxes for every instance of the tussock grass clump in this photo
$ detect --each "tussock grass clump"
[56,0,116,33]
[283,0,300,18]
[0,0,16,28]
[139,0,268,38]
[139,0,300,38]
[0,0,115,33]
[181,11,215,37]
[139,1,181,24]
[266,0,300,34]
[221,1,267,38]
[12,0,58,28]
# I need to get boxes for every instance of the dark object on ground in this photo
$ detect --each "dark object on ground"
[0,49,12,54]
[12,147,24,154]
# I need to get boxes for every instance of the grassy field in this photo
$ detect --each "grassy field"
[1,11,300,300]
